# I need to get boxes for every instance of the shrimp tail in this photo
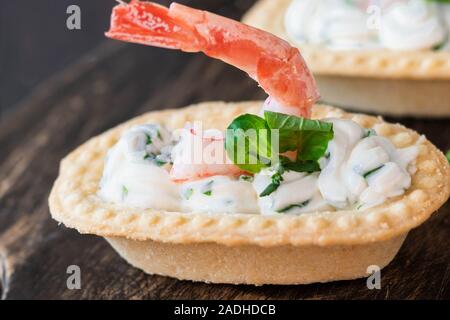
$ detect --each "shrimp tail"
[106,0,319,117]
[105,0,204,52]
[257,51,313,117]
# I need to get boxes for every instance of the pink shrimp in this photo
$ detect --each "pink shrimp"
[170,126,245,182]
[105,0,319,118]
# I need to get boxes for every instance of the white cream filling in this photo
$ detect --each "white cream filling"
[284,0,449,51]
[98,124,181,211]
[380,0,446,50]
[317,119,418,209]
[180,176,259,214]
[253,171,332,215]
[99,119,418,215]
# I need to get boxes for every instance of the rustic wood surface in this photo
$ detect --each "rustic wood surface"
[0,0,449,300]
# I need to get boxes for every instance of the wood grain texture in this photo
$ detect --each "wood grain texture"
[0,0,449,300]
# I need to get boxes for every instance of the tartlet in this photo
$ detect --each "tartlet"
[49,101,450,285]
[243,0,450,117]
[49,0,449,286]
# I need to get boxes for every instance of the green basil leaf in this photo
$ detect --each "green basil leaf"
[225,111,334,175]
[264,111,333,161]
[264,111,332,132]
[280,156,320,172]
[225,114,272,173]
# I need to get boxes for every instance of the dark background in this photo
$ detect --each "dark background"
[1,0,113,116]
[0,0,253,117]
[0,0,448,300]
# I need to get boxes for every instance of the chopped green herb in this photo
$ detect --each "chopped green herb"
[145,134,152,145]
[258,157,320,198]
[143,153,156,160]
[276,199,310,213]
[363,165,384,178]
[184,188,194,200]
[224,199,234,206]
[364,129,376,138]
[446,150,450,163]
[143,153,166,166]
[259,167,284,197]
[157,130,162,140]
[431,18,449,50]
[239,174,254,182]
[122,185,128,197]
[432,33,448,51]
[202,181,214,196]
[432,42,445,51]
[356,203,363,210]
[155,159,166,167]
[259,181,280,197]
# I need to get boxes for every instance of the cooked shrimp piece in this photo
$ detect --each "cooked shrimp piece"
[170,126,245,182]
[106,0,319,117]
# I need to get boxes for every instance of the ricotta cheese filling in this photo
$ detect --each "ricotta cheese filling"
[99,118,418,215]
[284,0,450,51]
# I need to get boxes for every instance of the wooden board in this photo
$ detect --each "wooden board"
[0,1,449,300]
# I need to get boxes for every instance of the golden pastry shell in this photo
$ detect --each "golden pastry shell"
[49,101,450,248]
